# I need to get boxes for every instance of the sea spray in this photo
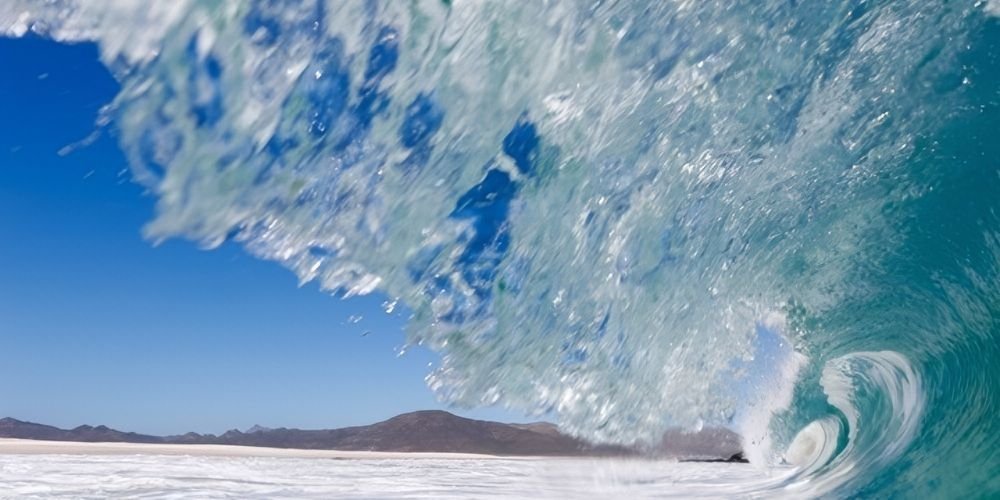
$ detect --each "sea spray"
[3,1,999,496]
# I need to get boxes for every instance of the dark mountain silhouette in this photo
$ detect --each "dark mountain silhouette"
[0,411,745,460]
[0,417,161,443]
[171,410,628,456]
[0,412,625,456]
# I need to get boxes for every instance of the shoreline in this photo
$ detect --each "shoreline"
[0,438,514,459]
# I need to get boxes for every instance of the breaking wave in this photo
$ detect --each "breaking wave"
[4,0,1000,496]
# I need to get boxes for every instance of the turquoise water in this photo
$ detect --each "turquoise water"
[3,1,999,496]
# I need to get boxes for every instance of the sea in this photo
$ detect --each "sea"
[0,454,787,499]
[1,0,999,497]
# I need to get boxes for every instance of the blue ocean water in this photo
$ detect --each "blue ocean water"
[2,1,999,496]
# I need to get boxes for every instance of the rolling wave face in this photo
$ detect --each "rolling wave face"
[784,352,924,495]
[4,0,1000,496]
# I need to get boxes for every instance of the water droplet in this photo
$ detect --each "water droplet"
[382,299,398,314]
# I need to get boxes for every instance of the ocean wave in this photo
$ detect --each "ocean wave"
[3,0,999,496]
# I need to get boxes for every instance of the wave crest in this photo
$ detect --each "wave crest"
[785,351,924,495]
[3,1,996,496]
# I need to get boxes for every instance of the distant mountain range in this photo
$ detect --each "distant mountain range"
[0,411,745,460]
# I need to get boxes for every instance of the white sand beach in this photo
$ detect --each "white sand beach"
[0,438,503,459]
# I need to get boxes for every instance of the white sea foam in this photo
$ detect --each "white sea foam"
[0,453,792,499]
[987,0,1000,17]
[784,418,841,471]
[732,316,808,468]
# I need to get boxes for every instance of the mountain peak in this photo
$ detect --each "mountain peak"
[0,414,744,460]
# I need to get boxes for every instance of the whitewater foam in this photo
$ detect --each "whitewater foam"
[0,453,788,499]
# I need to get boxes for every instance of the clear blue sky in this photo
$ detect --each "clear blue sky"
[0,36,526,436]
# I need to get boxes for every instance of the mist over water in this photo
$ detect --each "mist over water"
[3,1,1000,496]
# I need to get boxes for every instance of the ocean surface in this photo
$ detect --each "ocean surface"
[2,0,999,497]
[0,454,783,499]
